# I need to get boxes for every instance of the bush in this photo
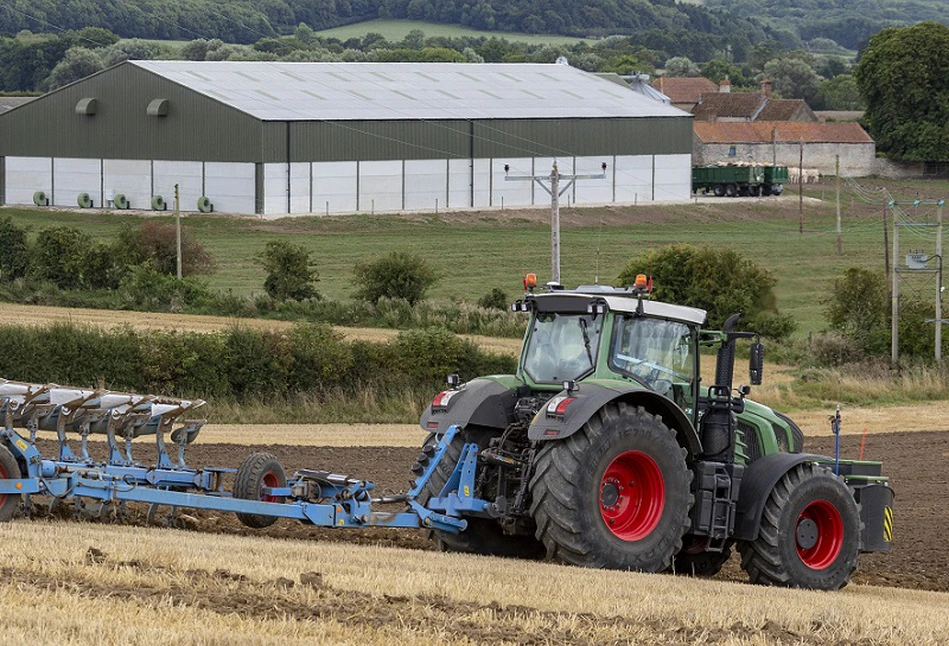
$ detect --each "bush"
[255,240,320,302]
[116,220,214,277]
[823,267,889,356]
[0,217,29,281]
[617,245,794,340]
[477,287,509,310]
[30,226,92,289]
[353,251,437,305]
[117,265,218,312]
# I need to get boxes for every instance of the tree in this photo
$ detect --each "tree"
[255,240,320,302]
[814,74,863,111]
[761,56,821,103]
[617,245,794,340]
[354,252,437,305]
[663,56,700,77]
[46,47,104,89]
[0,217,29,281]
[854,22,949,162]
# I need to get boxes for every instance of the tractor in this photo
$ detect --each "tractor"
[418,275,893,589]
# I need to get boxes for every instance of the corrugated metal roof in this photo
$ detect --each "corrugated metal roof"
[131,61,689,121]
[694,121,874,144]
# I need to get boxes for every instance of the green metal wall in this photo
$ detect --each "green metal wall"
[0,63,262,162]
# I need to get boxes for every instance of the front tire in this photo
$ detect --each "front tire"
[738,463,860,589]
[529,403,692,572]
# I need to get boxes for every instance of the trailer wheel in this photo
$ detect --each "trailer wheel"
[0,445,21,522]
[738,463,860,589]
[530,403,692,572]
[234,452,287,529]
[762,185,773,196]
[416,430,544,558]
[713,185,725,197]
[725,184,738,197]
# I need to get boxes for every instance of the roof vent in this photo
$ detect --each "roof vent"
[555,56,569,65]
[147,98,169,117]
[75,98,97,115]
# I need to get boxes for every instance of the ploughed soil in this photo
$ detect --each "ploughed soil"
[32,428,948,592]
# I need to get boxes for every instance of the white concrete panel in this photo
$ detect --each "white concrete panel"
[153,161,203,212]
[204,162,255,215]
[312,161,356,214]
[263,163,289,216]
[472,158,491,208]
[290,162,310,214]
[404,159,447,211]
[653,154,691,202]
[358,160,402,213]
[52,158,101,207]
[4,156,51,206]
[448,158,472,209]
[103,159,151,209]
[491,158,532,208]
[614,155,653,203]
[573,156,613,205]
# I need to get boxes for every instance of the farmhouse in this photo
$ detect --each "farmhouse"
[693,121,876,175]
[0,61,693,216]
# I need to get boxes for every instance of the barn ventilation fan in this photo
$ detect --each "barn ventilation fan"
[152,195,166,211]
[197,196,213,213]
[114,194,129,209]
[77,193,93,208]
[32,191,48,206]
[75,98,97,115]
[147,99,169,117]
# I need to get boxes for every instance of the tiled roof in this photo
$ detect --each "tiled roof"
[694,121,874,144]
[650,77,719,104]
[757,99,812,121]
[691,92,766,120]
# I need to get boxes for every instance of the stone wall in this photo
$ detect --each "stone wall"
[694,140,877,176]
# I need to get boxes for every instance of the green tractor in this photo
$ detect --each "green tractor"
[419,277,893,589]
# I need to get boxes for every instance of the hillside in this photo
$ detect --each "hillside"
[706,0,949,49]
[2,0,780,46]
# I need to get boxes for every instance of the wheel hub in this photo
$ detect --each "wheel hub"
[796,517,819,550]
[600,479,621,508]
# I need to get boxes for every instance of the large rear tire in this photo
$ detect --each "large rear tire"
[234,452,287,529]
[529,403,692,572]
[0,445,21,522]
[738,463,860,589]
[417,430,544,559]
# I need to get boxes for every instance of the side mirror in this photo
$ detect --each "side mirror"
[749,342,764,385]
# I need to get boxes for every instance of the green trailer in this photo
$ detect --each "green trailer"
[692,165,786,197]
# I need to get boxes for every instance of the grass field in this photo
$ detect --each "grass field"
[0,520,945,644]
[315,19,587,45]
[4,177,947,337]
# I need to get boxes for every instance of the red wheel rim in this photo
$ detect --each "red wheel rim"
[796,500,844,570]
[599,451,665,541]
[261,471,281,503]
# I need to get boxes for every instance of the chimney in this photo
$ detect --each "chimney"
[760,78,773,98]
[719,78,731,93]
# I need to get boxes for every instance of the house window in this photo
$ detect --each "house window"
[728,146,737,156]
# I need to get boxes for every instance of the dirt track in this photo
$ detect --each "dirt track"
[34,428,947,592]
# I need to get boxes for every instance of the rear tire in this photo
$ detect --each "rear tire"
[713,185,725,197]
[529,403,692,572]
[738,463,860,589]
[725,184,738,197]
[417,430,544,559]
[0,445,21,522]
[234,452,286,529]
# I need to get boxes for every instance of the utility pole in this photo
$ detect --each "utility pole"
[835,155,842,255]
[505,161,607,284]
[891,206,899,364]
[937,202,943,361]
[798,140,804,234]
[175,183,182,280]
[883,197,890,285]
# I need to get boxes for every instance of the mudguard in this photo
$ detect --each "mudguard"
[527,382,702,457]
[733,452,829,541]
[420,377,520,435]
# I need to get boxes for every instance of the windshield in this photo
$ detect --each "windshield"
[523,313,602,384]
[609,317,695,395]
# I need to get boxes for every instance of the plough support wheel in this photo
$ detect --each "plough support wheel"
[234,452,287,528]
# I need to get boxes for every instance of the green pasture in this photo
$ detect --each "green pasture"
[315,19,587,46]
[3,177,947,337]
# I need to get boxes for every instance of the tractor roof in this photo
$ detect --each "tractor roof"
[531,288,707,325]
